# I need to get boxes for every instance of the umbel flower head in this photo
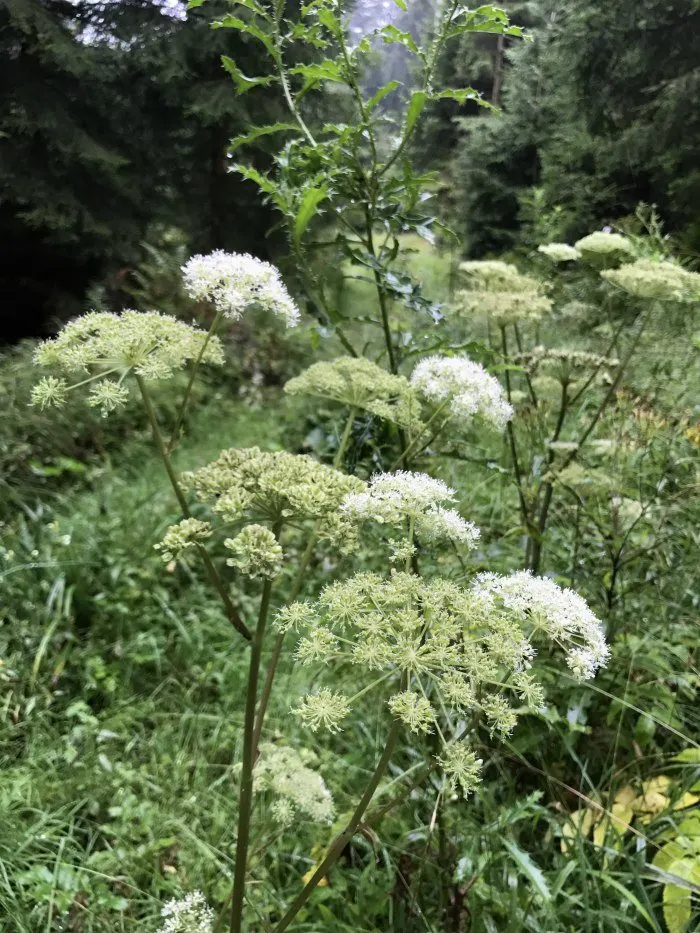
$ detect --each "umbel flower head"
[31,310,224,415]
[454,261,552,324]
[182,447,366,551]
[341,471,480,548]
[410,354,513,431]
[573,231,635,265]
[253,743,335,825]
[516,347,620,383]
[538,243,581,263]
[155,518,213,563]
[284,357,422,429]
[224,524,283,579]
[601,259,700,302]
[158,891,213,933]
[283,570,608,796]
[182,250,300,325]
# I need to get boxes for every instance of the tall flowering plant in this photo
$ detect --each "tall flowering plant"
[30,5,686,932]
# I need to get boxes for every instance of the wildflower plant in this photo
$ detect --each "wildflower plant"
[26,2,630,929]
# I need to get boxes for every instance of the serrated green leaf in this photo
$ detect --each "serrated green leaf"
[294,185,328,242]
[229,122,298,153]
[404,91,427,137]
[221,56,275,93]
[380,24,421,56]
[290,60,343,84]
[213,15,276,56]
[232,164,278,197]
[317,7,342,37]
[502,839,551,902]
[366,80,401,112]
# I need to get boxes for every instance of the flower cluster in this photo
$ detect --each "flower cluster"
[410,354,513,431]
[454,261,552,324]
[31,311,224,414]
[283,570,607,795]
[538,243,581,262]
[516,346,619,382]
[284,357,421,429]
[224,524,283,579]
[341,471,480,548]
[158,891,213,933]
[472,570,609,680]
[601,259,700,302]
[182,447,365,551]
[573,231,635,264]
[155,518,213,563]
[254,743,335,825]
[182,250,300,325]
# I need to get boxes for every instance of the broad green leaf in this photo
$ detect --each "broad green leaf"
[294,185,328,242]
[213,15,276,56]
[380,25,421,56]
[404,91,427,137]
[187,0,206,8]
[229,122,297,153]
[366,80,401,112]
[391,0,407,8]
[662,860,698,933]
[502,839,551,901]
[221,56,274,93]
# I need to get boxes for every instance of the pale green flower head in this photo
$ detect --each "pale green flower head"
[155,518,213,563]
[224,524,283,579]
[455,262,552,325]
[574,231,635,266]
[437,744,483,798]
[287,569,607,794]
[601,259,700,301]
[284,356,422,429]
[158,891,213,933]
[254,743,335,824]
[31,310,224,414]
[182,447,366,551]
[518,347,619,384]
[538,242,581,262]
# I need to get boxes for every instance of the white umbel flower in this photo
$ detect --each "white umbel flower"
[538,243,581,262]
[342,471,480,547]
[182,250,300,325]
[410,355,513,431]
[159,891,213,933]
[472,570,609,680]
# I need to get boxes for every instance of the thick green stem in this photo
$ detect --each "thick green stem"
[168,307,223,452]
[272,718,401,933]
[229,526,281,933]
[136,376,251,642]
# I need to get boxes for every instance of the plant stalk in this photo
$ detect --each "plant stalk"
[168,307,223,452]
[136,376,251,641]
[230,525,282,933]
[272,718,401,933]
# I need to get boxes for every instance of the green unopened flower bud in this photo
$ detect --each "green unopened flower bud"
[224,524,282,579]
